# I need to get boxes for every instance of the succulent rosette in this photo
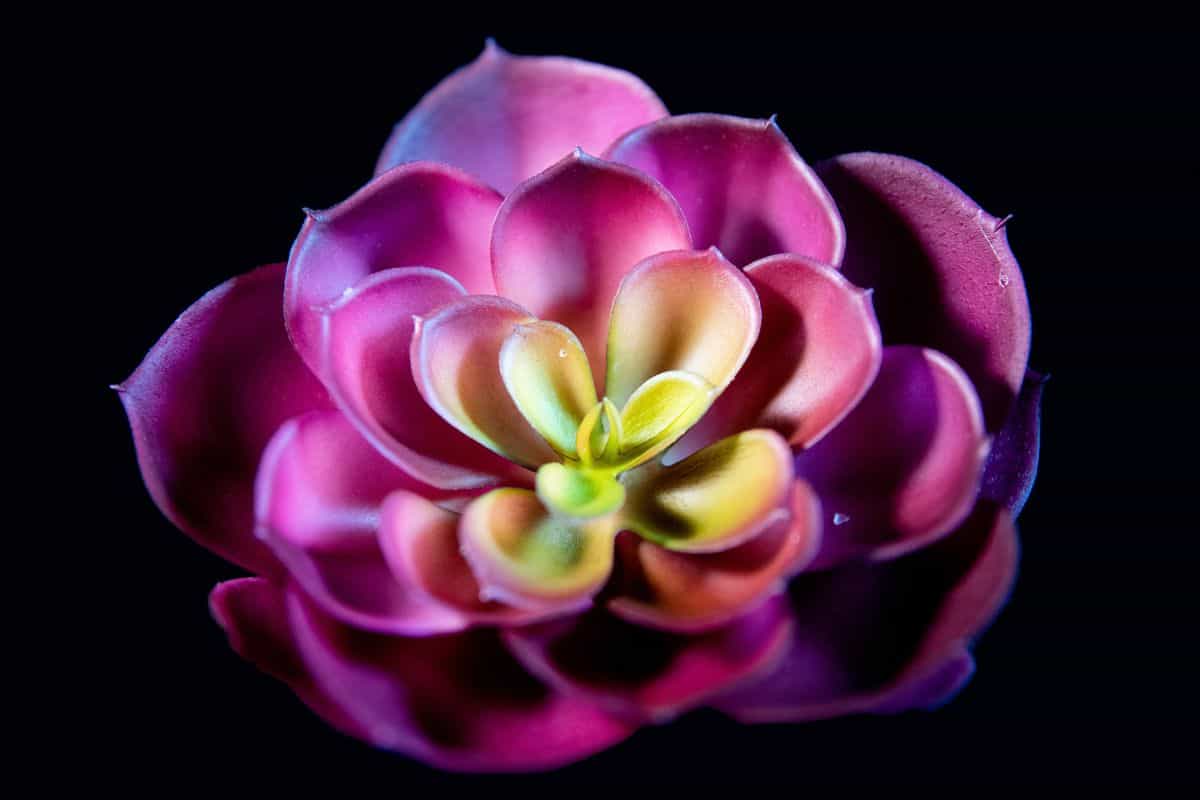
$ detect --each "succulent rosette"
[118,42,1041,772]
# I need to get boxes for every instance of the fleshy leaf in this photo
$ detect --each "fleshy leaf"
[116,262,331,576]
[981,369,1046,516]
[535,463,625,520]
[573,401,610,466]
[503,593,793,722]
[605,113,845,266]
[499,320,598,459]
[377,490,560,626]
[410,296,557,469]
[798,346,989,569]
[816,152,1031,431]
[714,501,1018,722]
[622,429,794,553]
[375,41,668,194]
[614,370,715,471]
[254,410,469,635]
[320,268,525,490]
[459,488,617,611]
[209,578,366,739]
[609,481,823,632]
[670,254,882,461]
[284,163,502,371]
[605,248,760,408]
[280,584,634,771]
[491,151,692,383]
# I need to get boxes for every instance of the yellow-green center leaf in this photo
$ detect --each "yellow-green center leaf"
[605,249,761,407]
[459,487,617,609]
[613,370,715,471]
[500,320,598,459]
[621,429,794,552]
[574,398,624,465]
[574,401,607,465]
[536,462,626,519]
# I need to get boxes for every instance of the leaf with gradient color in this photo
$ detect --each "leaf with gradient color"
[460,488,617,610]
[622,429,794,552]
[500,320,599,459]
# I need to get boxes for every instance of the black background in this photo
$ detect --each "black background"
[82,30,1195,786]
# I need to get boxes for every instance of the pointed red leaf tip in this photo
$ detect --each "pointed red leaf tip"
[816,152,1031,431]
[376,39,669,194]
[606,113,845,267]
[285,162,503,372]
[116,262,331,576]
[491,150,692,383]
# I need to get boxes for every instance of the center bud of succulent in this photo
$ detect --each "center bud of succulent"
[499,320,716,521]
[408,251,790,608]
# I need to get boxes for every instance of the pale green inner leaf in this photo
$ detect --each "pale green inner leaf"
[611,370,715,471]
[574,401,609,466]
[468,488,617,598]
[500,321,598,459]
[512,517,585,578]
[620,429,791,552]
[536,462,626,520]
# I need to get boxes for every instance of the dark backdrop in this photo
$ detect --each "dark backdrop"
[84,30,1195,786]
